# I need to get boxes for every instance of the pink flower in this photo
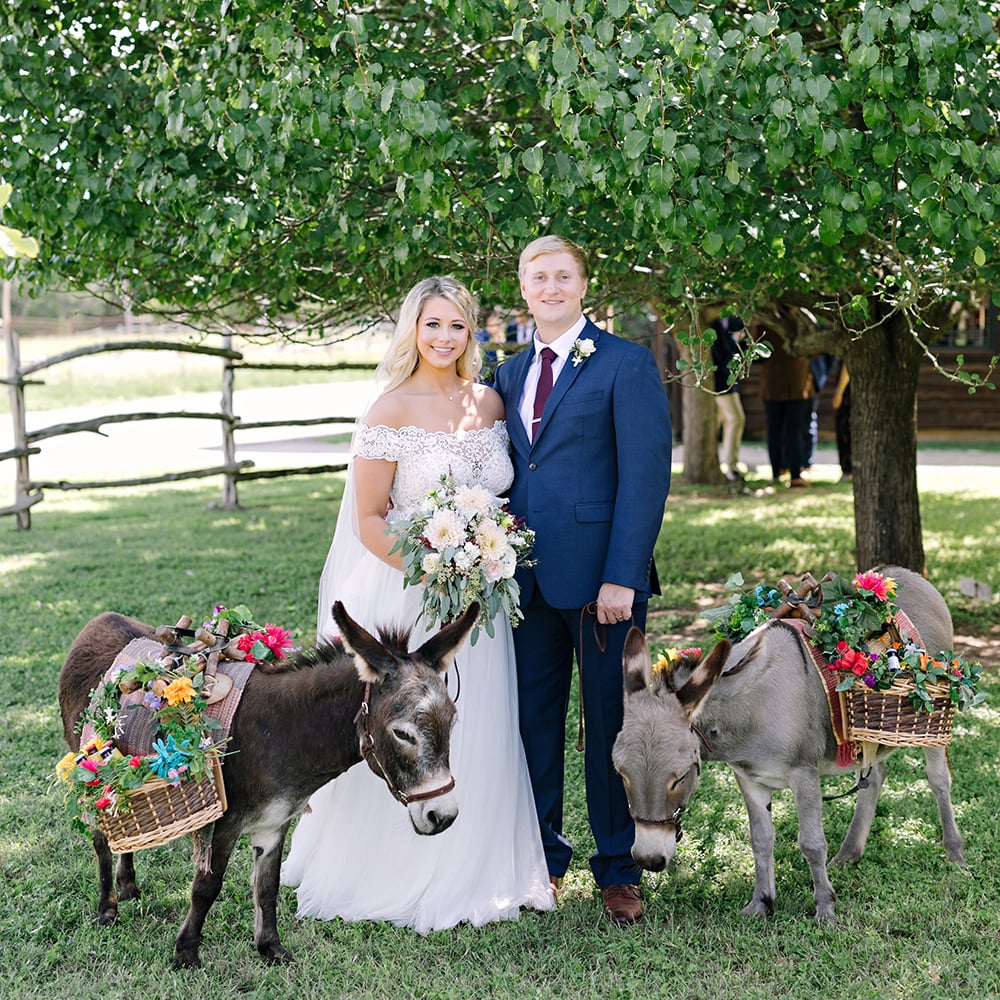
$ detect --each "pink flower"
[80,757,104,785]
[262,624,294,659]
[853,571,895,602]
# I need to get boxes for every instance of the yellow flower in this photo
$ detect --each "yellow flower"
[163,676,196,707]
[56,751,78,782]
[651,649,678,677]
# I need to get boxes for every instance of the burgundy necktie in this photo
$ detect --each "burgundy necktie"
[531,347,557,441]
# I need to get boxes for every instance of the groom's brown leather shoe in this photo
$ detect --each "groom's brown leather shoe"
[601,883,643,924]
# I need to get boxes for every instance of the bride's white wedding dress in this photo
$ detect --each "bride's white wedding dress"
[280,419,552,932]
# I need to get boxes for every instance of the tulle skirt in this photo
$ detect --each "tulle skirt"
[280,543,553,933]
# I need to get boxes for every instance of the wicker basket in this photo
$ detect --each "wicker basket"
[97,753,227,853]
[842,677,955,748]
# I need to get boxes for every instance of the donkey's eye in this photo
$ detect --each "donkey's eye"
[392,727,418,746]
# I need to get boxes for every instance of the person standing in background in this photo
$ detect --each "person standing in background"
[803,354,832,472]
[710,314,747,481]
[759,334,813,487]
[832,357,852,482]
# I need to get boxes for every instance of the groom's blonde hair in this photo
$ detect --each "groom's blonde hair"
[377,275,482,393]
[518,236,590,281]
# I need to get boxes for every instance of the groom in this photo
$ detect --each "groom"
[495,236,672,924]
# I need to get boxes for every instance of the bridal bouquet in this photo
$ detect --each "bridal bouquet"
[388,473,536,644]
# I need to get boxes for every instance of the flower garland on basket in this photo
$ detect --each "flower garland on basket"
[705,571,984,715]
[811,571,984,714]
[388,473,536,644]
[55,605,294,838]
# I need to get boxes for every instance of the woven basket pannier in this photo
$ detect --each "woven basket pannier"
[842,677,955,748]
[96,753,226,853]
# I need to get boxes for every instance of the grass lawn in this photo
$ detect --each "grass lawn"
[1,454,998,999]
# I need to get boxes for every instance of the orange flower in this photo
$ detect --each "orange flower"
[163,676,196,707]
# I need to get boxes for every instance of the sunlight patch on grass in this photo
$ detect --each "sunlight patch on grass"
[0,550,48,577]
[880,815,941,852]
[919,466,1000,497]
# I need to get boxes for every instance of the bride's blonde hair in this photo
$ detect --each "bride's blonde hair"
[376,276,482,393]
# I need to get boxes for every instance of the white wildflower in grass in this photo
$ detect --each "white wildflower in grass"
[388,474,536,644]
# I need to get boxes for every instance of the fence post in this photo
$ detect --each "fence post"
[2,280,31,529]
[219,333,239,509]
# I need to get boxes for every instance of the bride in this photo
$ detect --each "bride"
[280,275,553,932]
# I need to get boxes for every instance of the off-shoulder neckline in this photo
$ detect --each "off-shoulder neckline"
[359,419,507,437]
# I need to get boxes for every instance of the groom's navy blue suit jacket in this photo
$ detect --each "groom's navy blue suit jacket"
[495,318,672,610]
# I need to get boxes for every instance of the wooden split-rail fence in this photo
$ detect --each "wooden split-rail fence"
[2,320,372,529]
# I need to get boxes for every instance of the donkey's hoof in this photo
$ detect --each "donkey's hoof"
[740,897,773,918]
[97,904,118,927]
[173,950,202,970]
[945,846,967,867]
[829,850,860,867]
[260,943,293,965]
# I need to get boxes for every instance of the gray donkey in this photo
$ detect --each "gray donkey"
[613,566,965,923]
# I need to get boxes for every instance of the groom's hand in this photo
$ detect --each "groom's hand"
[596,582,635,625]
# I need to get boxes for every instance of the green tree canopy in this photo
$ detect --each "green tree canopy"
[2,0,999,567]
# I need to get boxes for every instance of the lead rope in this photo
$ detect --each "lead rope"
[575,603,634,752]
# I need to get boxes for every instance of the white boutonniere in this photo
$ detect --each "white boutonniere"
[570,337,596,367]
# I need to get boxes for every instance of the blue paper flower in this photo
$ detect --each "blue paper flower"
[149,734,193,779]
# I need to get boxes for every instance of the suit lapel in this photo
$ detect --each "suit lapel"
[504,348,535,453]
[532,323,603,447]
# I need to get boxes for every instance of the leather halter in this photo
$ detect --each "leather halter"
[353,682,456,807]
[628,761,701,842]
[632,804,687,842]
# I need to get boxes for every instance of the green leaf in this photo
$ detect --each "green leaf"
[552,45,579,77]
[702,231,724,256]
[522,145,545,174]
[623,130,649,160]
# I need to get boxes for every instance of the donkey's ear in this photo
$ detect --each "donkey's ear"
[675,639,730,717]
[331,601,397,684]
[622,626,652,698]
[414,602,479,674]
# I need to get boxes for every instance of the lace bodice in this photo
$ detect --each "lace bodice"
[354,421,514,517]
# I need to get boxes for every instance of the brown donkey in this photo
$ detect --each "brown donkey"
[613,567,965,923]
[59,600,478,967]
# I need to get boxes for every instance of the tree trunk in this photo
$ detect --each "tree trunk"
[678,307,725,485]
[844,308,925,573]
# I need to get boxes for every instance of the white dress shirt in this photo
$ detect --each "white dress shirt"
[517,315,588,438]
